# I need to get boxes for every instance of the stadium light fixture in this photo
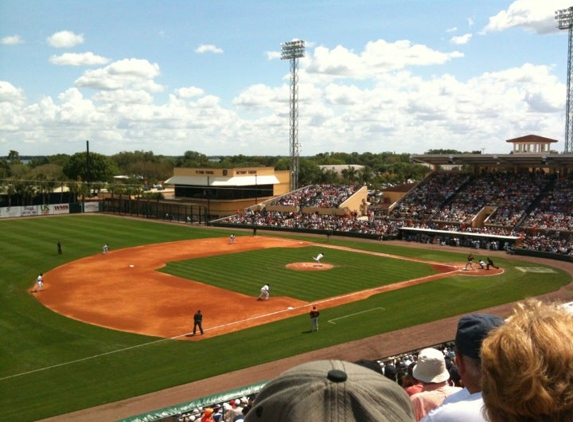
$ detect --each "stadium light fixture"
[281,40,305,191]
[556,6,573,152]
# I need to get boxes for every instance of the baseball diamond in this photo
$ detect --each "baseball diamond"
[37,236,501,339]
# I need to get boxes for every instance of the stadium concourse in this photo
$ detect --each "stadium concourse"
[36,240,573,422]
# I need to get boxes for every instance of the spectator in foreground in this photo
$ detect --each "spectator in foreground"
[244,359,415,422]
[481,299,573,422]
[421,313,504,422]
[403,362,423,396]
[410,348,461,421]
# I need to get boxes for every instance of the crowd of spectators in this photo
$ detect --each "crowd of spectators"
[518,231,573,255]
[217,174,573,258]
[521,175,573,231]
[269,184,359,208]
[175,396,254,422]
[432,172,549,225]
[224,208,402,236]
[390,172,470,221]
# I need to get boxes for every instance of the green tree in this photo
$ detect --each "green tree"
[341,166,358,184]
[7,150,20,164]
[175,151,209,167]
[63,152,118,183]
[12,178,37,205]
[317,167,340,184]
[46,154,71,167]
[35,173,57,205]
[358,166,375,185]
[425,149,463,154]
[0,158,11,179]
[297,158,323,186]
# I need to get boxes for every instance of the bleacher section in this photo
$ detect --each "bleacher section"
[214,173,573,259]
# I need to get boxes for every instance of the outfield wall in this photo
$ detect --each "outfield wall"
[103,197,209,223]
[0,202,101,218]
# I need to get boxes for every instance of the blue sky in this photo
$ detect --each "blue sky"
[0,0,570,157]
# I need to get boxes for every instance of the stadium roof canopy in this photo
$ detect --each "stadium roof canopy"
[164,175,280,186]
[411,134,573,169]
[410,153,573,169]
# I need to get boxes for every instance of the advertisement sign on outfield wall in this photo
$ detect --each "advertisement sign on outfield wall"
[83,202,100,213]
[21,205,39,217]
[0,207,22,218]
[0,203,73,218]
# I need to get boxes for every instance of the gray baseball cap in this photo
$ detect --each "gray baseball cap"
[244,360,415,422]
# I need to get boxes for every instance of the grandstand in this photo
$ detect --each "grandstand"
[213,136,573,260]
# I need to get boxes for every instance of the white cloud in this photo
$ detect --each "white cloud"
[175,87,204,98]
[75,59,163,92]
[233,84,286,109]
[49,52,111,66]
[483,0,571,35]
[450,34,472,45]
[0,36,565,157]
[0,81,25,104]
[195,44,224,54]
[1,35,24,45]
[92,89,154,104]
[47,30,84,48]
[306,40,463,79]
[446,27,458,33]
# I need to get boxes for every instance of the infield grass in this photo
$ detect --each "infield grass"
[161,247,441,301]
[0,214,571,421]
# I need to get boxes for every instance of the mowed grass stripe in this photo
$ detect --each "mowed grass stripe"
[160,247,440,302]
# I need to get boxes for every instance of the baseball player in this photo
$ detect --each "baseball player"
[486,257,500,270]
[464,253,475,270]
[102,244,109,254]
[310,306,320,332]
[192,310,204,335]
[257,284,270,301]
[32,273,44,292]
[313,252,324,266]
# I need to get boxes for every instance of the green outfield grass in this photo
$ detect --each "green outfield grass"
[160,247,441,301]
[1,215,571,421]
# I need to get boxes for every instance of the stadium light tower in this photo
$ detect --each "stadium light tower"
[281,39,305,190]
[556,6,573,153]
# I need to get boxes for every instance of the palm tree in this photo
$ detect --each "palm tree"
[341,166,358,185]
[13,178,37,205]
[358,166,375,186]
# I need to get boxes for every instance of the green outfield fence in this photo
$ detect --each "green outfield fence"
[103,198,210,223]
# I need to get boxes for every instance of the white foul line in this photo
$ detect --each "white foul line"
[328,307,385,324]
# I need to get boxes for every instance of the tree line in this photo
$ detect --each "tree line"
[0,148,447,205]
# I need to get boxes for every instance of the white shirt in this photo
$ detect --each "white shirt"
[421,390,486,422]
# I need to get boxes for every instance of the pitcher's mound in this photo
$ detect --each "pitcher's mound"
[286,262,334,271]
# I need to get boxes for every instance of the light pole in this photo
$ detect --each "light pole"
[556,7,573,152]
[255,174,258,206]
[281,39,305,191]
[206,176,210,222]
